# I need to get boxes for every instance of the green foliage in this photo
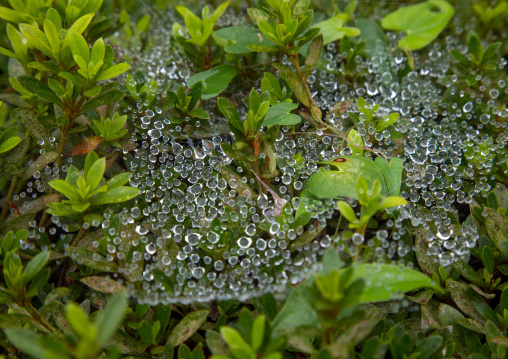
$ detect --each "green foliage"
[92,112,129,144]
[47,150,139,216]
[0,1,507,359]
[381,0,455,50]
[336,175,408,234]
[5,291,127,359]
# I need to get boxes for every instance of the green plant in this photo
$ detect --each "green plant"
[92,112,129,145]
[214,312,284,359]
[47,150,138,216]
[337,175,408,235]
[5,291,128,359]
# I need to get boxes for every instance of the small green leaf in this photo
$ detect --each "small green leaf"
[95,63,131,82]
[305,34,323,73]
[218,97,243,134]
[5,328,45,359]
[69,30,90,63]
[96,291,128,348]
[23,251,50,284]
[262,102,300,127]
[92,186,139,205]
[85,157,106,191]
[337,201,357,223]
[312,14,360,44]
[107,173,132,190]
[0,136,21,153]
[482,246,495,274]
[66,303,90,337]
[80,91,125,113]
[187,65,238,99]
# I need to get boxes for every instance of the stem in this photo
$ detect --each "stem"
[27,304,56,332]
[0,175,18,223]
[71,227,88,247]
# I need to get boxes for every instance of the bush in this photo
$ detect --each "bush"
[0,0,507,358]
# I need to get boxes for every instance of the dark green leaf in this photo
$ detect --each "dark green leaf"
[304,34,323,73]
[96,292,128,348]
[187,65,238,99]
[80,91,125,113]
[167,310,209,347]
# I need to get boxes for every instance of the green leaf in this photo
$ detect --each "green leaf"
[484,208,508,256]
[5,328,45,359]
[69,30,90,63]
[467,31,483,64]
[279,70,310,108]
[448,280,486,322]
[96,291,127,348]
[251,315,265,351]
[91,38,105,64]
[19,24,53,58]
[347,129,363,156]
[95,63,131,82]
[23,251,50,284]
[305,34,323,73]
[482,246,495,274]
[188,109,210,119]
[217,97,243,134]
[66,247,118,272]
[80,91,125,113]
[35,89,64,107]
[374,157,404,196]
[66,303,90,337]
[46,202,77,217]
[0,136,21,153]
[305,156,388,199]
[49,179,81,201]
[349,263,443,302]
[450,49,470,66]
[381,0,455,50]
[475,302,500,327]
[379,196,408,210]
[219,327,252,357]
[107,172,132,190]
[187,65,238,99]
[85,157,106,191]
[453,260,484,287]
[0,6,27,23]
[262,102,300,127]
[167,310,209,347]
[92,187,139,205]
[69,14,94,34]
[313,14,360,44]
[337,201,357,223]
[247,44,280,52]
[17,75,54,96]
[482,42,501,63]
[214,26,275,53]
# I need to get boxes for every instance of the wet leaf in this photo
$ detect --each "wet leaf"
[484,208,508,256]
[381,0,455,50]
[167,309,209,347]
[187,65,238,99]
[214,26,275,53]
[448,280,486,322]
[80,276,126,293]
[66,247,118,272]
[67,136,103,156]
[262,102,300,127]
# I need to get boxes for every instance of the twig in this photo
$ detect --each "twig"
[0,175,18,223]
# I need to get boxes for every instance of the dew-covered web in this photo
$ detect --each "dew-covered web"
[12,4,508,304]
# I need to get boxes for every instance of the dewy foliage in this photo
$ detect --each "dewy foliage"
[0,0,507,358]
